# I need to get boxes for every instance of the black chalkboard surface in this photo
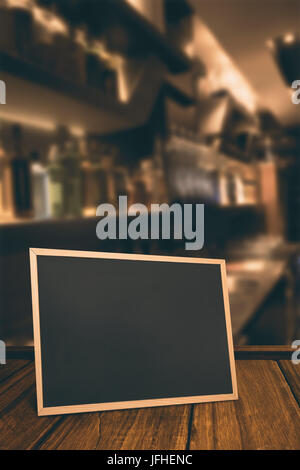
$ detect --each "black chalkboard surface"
[30,249,238,416]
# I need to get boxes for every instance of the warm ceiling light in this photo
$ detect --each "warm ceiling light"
[283,33,295,44]
[70,126,85,137]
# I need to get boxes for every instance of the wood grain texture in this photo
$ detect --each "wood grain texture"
[0,362,34,407]
[96,406,191,450]
[39,406,191,450]
[278,360,300,406]
[1,357,300,450]
[0,360,29,384]
[38,413,101,450]
[0,363,60,450]
[190,360,300,450]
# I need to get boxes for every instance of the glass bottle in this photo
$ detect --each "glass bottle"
[48,143,64,218]
[30,150,50,219]
[10,124,32,217]
[61,139,82,217]
[80,136,94,216]
[0,126,14,219]
[113,166,131,201]
[81,137,107,216]
[102,145,117,205]
[152,136,168,204]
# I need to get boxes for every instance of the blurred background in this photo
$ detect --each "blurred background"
[0,0,299,346]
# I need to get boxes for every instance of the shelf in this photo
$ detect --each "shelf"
[117,1,192,72]
[0,3,197,134]
[68,0,192,73]
[0,51,126,116]
[0,50,195,135]
[0,215,98,228]
[0,203,260,228]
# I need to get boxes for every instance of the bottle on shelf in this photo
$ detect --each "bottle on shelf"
[10,124,32,217]
[243,164,259,205]
[80,137,110,216]
[218,169,230,206]
[80,136,97,216]
[101,144,117,205]
[113,165,133,205]
[30,150,50,219]
[48,125,67,218]
[105,144,135,207]
[61,138,82,217]
[131,161,150,208]
[152,136,168,204]
[139,159,156,208]
[234,170,246,206]
[0,126,14,219]
[48,143,65,218]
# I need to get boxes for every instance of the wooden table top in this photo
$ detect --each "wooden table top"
[0,347,299,450]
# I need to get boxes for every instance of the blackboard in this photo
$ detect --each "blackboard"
[30,249,238,416]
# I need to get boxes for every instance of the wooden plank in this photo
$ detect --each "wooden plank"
[0,388,62,450]
[2,357,299,450]
[0,363,34,405]
[278,360,300,406]
[0,364,61,450]
[190,360,300,450]
[38,413,101,450]
[0,360,30,384]
[87,405,190,450]
[39,405,191,450]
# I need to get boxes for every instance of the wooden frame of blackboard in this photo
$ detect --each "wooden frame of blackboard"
[30,248,238,416]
